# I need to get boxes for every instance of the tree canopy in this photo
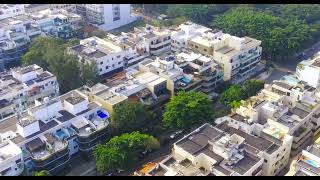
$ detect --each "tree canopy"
[280,4,320,24]
[220,80,265,109]
[212,7,317,61]
[22,36,99,93]
[34,170,50,176]
[111,101,154,135]
[163,91,214,130]
[93,131,160,175]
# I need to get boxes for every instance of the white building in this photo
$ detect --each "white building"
[84,4,137,31]
[296,52,320,88]
[0,140,24,176]
[138,51,223,96]
[24,4,77,13]
[0,14,42,69]
[29,8,83,40]
[177,22,262,83]
[0,89,111,175]
[286,136,320,176]
[171,21,211,52]
[132,24,171,55]
[106,33,150,67]
[0,5,25,20]
[145,123,271,176]
[216,111,293,176]
[69,36,126,76]
[0,64,59,120]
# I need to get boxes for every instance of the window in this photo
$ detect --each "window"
[277,154,279,158]
[106,66,109,69]
[283,149,286,152]
[100,62,103,65]
[118,62,121,65]
[15,159,21,164]
[204,49,207,52]
[275,162,279,166]
[195,45,198,49]
[117,55,121,58]
[1,167,11,175]
[51,81,54,85]
[264,159,268,163]
[100,68,102,72]
[74,145,78,149]
[45,83,48,86]
[112,64,115,68]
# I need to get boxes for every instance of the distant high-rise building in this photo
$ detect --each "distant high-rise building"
[83,4,137,31]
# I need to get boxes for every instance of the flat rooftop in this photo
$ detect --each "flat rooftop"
[273,81,293,90]
[95,89,128,105]
[216,122,276,152]
[0,140,21,163]
[65,96,86,105]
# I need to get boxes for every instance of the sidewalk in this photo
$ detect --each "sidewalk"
[66,154,97,176]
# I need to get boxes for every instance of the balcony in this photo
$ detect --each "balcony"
[26,134,70,174]
[71,111,111,153]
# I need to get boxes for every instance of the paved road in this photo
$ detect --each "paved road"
[275,40,320,72]
[66,154,97,176]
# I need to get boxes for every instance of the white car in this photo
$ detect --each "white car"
[170,130,183,139]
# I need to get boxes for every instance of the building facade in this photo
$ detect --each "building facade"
[84,4,137,31]
[0,64,59,120]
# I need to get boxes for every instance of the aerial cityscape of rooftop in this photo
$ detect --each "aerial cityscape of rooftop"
[0,3,320,176]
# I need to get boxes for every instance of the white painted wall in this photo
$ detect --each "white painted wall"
[16,120,40,138]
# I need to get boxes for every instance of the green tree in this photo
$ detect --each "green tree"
[281,4,320,23]
[22,36,99,94]
[34,170,50,176]
[212,7,314,61]
[80,62,100,87]
[163,91,214,130]
[111,101,154,135]
[242,80,265,98]
[219,85,245,107]
[166,4,230,26]
[93,132,160,175]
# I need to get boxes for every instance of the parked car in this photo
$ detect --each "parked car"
[170,130,183,139]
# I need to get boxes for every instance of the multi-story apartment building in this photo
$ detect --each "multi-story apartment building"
[0,139,24,176]
[106,33,150,67]
[296,52,320,88]
[0,64,59,120]
[0,5,25,20]
[233,78,320,157]
[0,89,111,175]
[0,8,83,70]
[30,8,83,39]
[141,123,292,176]
[286,136,320,176]
[103,68,170,108]
[215,105,293,176]
[84,4,137,31]
[24,4,77,14]
[139,51,223,96]
[170,21,211,52]
[78,83,128,114]
[186,28,262,83]
[69,36,125,76]
[132,25,171,56]
[0,15,42,70]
